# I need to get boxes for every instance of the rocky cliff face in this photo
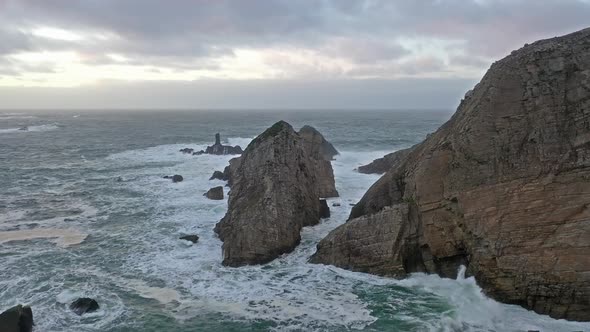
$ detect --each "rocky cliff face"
[298,125,339,198]
[311,28,590,321]
[215,121,323,267]
[357,147,413,174]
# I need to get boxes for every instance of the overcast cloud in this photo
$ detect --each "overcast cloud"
[0,0,588,109]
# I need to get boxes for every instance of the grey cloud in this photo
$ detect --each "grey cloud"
[0,0,588,86]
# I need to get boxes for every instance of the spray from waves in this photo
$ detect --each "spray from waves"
[0,123,60,134]
[397,266,590,332]
[0,115,37,120]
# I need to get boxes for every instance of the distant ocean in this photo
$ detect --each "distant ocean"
[1,110,588,332]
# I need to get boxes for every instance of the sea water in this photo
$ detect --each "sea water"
[0,110,588,332]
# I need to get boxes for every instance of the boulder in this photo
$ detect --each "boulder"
[172,175,183,183]
[298,125,339,198]
[70,298,99,316]
[319,199,330,219]
[332,203,341,207]
[311,28,590,321]
[180,234,199,243]
[204,186,224,200]
[0,304,34,332]
[214,121,322,267]
[192,150,205,155]
[357,147,413,174]
[209,170,225,181]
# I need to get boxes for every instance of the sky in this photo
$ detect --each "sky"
[0,0,589,110]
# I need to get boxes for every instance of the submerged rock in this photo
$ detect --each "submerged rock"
[0,304,34,332]
[163,175,183,183]
[70,298,99,316]
[311,28,590,321]
[319,199,330,219]
[179,234,199,243]
[204,186,224,200]
[214,121,324,267]
[357,147,413,174]
[179,148,194,154]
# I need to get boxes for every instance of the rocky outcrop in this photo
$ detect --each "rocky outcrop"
[311,28,590,321]
[0,304,34,332]
[357,147,412,174]
[205,133,243,155]
[214,121,323,267]
[298,125,339,160]
[163,174,183,183]
[179,148,194,154]
[298,125,339,198]
[70,298,99,316]
[319,199,330,219]
[180,234,199,243]
[204,186,224,200]
[222,157,242,186]
[209,170,225,181]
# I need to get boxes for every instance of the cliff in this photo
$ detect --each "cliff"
[311,28,590,321]
[298,125,339,198]
[357,147,413,174]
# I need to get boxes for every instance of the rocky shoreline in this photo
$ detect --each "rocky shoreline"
[311,27,590,321]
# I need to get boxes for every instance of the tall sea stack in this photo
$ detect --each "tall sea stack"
[215,121,337,267]
[311,28,590,321]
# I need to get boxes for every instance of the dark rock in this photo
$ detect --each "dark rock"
[298,125,339,160]
[298,125,339,198]
[172,175,183,183]
[204,133,243,155]
[192,150,205,155]
[214,121,322,267]
[204,186,224,200]
[209,170,225,181]
[332,203,341,207]
[180,234,199,243]
[312,28,590,321]
[179,148,194,154]
[70,298,99,316]
[319,199,330,219]
[357,147,413,174]
[0,304,34,332]
[222,157,242,187]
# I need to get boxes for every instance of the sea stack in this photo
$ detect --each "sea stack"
[214,121,336,267]
[298,125,339,198]
[311,28,590,321]
[204,133,243,155]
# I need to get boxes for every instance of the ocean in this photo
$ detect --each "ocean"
[0,110,588,332]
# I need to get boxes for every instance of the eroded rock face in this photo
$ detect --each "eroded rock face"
[0,304,34,332]
[298,125,339,198]
[298,125,339,160]
[214,121,322,267]
[311,28,590,321]
[357,147,413,174]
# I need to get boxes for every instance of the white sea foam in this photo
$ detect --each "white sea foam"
[0,123,59,134]
[15,140,589,332]
[0,228,88,246]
